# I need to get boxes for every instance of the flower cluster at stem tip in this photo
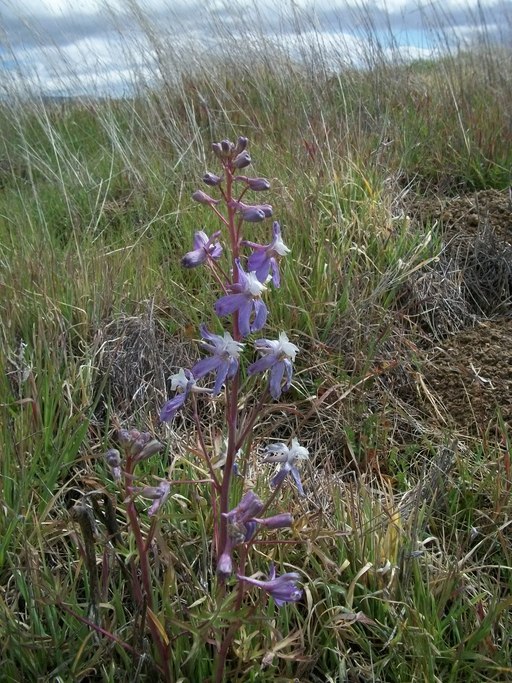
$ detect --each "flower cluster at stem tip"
[160,135,298,418]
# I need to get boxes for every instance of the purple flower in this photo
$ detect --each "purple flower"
[160,368,211,423]
[181,230,222,268]
[234,136,248,154]
[223,490,264,544]
[191,324,244,395]
[223,491,293,545]
[217,492,293,578]
[262,438,309,496]
[192,190,221,206]
[129,480,171,516]
[253,512,294,529]
[217,550,233,579]
[237,564,303,607]
[246,221,290,287]
[247,332,299,399]
[214,259,268,337]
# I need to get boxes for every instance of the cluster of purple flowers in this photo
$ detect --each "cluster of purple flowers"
[160,136,300,423]
[107,137,307,615]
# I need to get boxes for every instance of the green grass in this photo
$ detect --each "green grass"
[1,6,512,681]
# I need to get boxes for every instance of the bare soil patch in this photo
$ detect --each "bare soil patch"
[395,189,512,433]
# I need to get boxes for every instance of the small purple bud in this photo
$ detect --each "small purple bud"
[245,177,270,191]
[211,142,223,158]
[240,206,266,222]
[135,439,163,462]
[203,172,222,187]
[217,550,233,579]
[130,480,171,516]
[105,448,122,481]
[235,136,248,154]
[117,429,132,448]
[257,204,273,218]
[130,432,152,458]
[192,190,220,206]
[253,513,293,529]
[105,448,121,468]
[221,139,233,156]
[233,151,251,169]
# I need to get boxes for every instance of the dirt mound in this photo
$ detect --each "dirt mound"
[414,319,512,431]
[405,188,512,243]
[388,190,512,434]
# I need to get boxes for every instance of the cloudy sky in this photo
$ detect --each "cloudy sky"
[1,0,510,96]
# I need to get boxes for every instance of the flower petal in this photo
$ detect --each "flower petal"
[159,392,187,422]
[215,293,246,317]
[251,299,268,333]
[247,354,277,375]
[237,299,253,338]
[213,360,230,395]
[192,355,222,380]
[269,360,285,399]
[290,466,305,497]
[270,466,288,490]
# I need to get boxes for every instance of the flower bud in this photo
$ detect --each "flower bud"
[211,142,223,157]
[217,550,233,579]
[203,172,222,187]
[240,206,266,222]
[254,513,293,529]
[130,432,152,458]
[220,139,233,156]
[246,177,270,191]
[117,429,132,448]
[234,136,248,154]
[233,151,251,169]
[192,190,220,206]
[135,439,163,463]
[105,448,121,468]
[105,448,122,481]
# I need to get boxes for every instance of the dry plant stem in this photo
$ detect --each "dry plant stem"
[57,600,149,664]
[70,503,100,624]
[207,259,230,294]
[218,371,240,562]
[192,394,221,490]
[124,456,172,682]
[236,388,270,451]
[214,545,250,683]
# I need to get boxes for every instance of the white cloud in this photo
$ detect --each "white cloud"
[1,0,509,96]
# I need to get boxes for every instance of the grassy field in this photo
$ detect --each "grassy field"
[1,8,512,682]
